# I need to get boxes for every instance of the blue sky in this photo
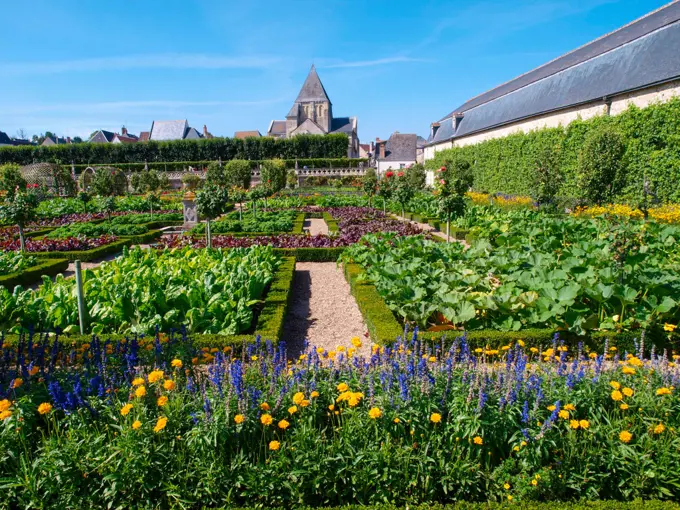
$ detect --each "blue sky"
[0,0,669,143]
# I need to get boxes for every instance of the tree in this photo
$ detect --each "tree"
[532,144,562,209]
[260,159,286,193]
[392,171,414,219]
[102,196,116,225]
[195,183,230,248]
[47,164,77,197]
[0,190,38,251]
[223,160,252,189]
[247,185,269,219]
[0,164,27,200]
[229,186,248,221]
[181,172,201,190]
[286,170,298,189]
[205,161,226,187]
[131,169,162,194]
[72,136,83,144]
[376,171,395,214]
[577,127,626,205]
[15,128,27,140]
[89,168,114,196]
[405,163,427,190]
[362,168,378,207]
[435,158,473,242]
[78,191,91,212]
[145,192,162,217]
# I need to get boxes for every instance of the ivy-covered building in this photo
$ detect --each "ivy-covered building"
[424,2,680,161]
[267,65,360,158]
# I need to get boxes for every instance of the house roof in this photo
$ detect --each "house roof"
[0,131,12,144]
[330,117,354,135]
[185,127,202,140]
[294,64,331,104]
[138,131,150,142]
[234,131,262,139]
[149,120,190,141]
[359,143,370,152]
[430,1,680,145]
[416,136,428,148]
[268,120,287,136]
[43,136,70,145]
[380,133,418,161]
[114,134,138,143]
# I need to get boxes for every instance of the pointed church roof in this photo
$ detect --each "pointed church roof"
[294,65,331,104]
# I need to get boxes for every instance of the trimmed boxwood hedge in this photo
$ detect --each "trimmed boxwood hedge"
[273,247,345,262]
[343,262,676,352]
[0,258,69,290]
[31,239,131,262]
[224,502,680,510]
[0,256,296,351]
[119,229,163,244]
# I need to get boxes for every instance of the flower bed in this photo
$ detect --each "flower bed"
[45,221,148,239]
[1,330,680,507]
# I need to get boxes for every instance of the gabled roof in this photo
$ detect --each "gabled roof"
[330,117,354,135]
[149,120,190,141]
[234,130,262,139]
[138,131,150,142]
[185,127,202,139]
[113,134,138,144]
[268,120,287,136]
[380,133,417,162]
[0,131,12,144]
[430,1,680,145]
[294,64,331,103]
[89,130,116,143]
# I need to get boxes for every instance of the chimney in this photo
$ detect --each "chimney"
[66,136,71,144]
[203,124,208,137]
[370,141,375,153]
[453,112,465,131]
[379,141,385,160]
[121,126,128,136]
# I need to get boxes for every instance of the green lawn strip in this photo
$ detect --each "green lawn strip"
[343,262,671,352]
[0,256,296,351]
[0,258,70,290]
[221,502,680,510]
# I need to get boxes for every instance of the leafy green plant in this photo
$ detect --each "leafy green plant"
[195,184,230,248]
[0,190,38,251]
[224,159,252,189]
[260,159,287,193]
[0,163,26,200]
[362,167,378,207]
[577,126,626,205]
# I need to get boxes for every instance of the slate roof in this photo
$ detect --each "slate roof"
[429,2,680,145]
[268,120,287,136]
[185,127,202,140]
[0,131,12,145]
[330,117,354,135]
[42,136,70,145]
[149,120,190,141]
[380,133,418,162]
[89,130,116,143]
[138,131,150,142]
[114,134,138,143]
[294,65,331,104]
[234,131,262,139]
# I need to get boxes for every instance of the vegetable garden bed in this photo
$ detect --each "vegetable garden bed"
[0,254,69,290]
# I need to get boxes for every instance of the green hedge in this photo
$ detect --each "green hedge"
[1,256,296,350]
[0,134,350,165]
[344,262,674,352]
[224,503,680,510]
[426,98,680,204]
[273,247,345,262]
[0,258,69,290]
[119,229,163,244]
[323,212,339,232]
[31,239,130,262]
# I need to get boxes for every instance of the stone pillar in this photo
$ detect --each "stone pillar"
[183,191,199,229]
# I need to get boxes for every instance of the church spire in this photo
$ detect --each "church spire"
[294,64,331,104]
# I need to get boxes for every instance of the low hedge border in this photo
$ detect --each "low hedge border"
[1,256,297,351]
[390,212,469,241]
[274,247,345,262]
[224,503,680,510]
[324,212,339,232]
[119,229,164,245]
[25,227,57,238]
[343,262,675,352]
[0,258,70,290]
[31,239,130,262]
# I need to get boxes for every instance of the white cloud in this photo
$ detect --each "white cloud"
[322,56,429,69]
[0,54,282,76]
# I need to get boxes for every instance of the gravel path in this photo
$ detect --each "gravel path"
[304,218,328,236]
[282,262,370,359]
[391,213,469,246]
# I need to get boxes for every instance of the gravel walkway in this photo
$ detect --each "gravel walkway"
[282,262,370,359]
[391,213,469,246]
[304,218,328,236]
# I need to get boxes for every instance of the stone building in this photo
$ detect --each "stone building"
[374,132,419,174]
[267,65,360,157]
[424,2,680,159]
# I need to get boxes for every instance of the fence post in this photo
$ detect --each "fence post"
[75,260,88,335]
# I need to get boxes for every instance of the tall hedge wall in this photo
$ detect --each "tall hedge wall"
[0,134,349,166]
[425,98,680,204]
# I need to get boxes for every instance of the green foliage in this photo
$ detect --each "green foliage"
[260,159,287,193]
[0,258,69,290]
[195,183,230,221]
[0,251,37,276]
[180,172,201,189]
[224,159,252,189]
[362,167,378,200]
[532,143,562,207]
[0,190,38,250]
[87,167,126,196]
[405,163,427,190]
[188,210,299,235]
[426,98,680,204]
[0,163,27,199]
[205,161,226,187]
[577,127,626,205]
[45,221,148,239]
[286,169,298,188]
[130,169,162,193]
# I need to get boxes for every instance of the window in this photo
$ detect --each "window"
[399,163,406,169]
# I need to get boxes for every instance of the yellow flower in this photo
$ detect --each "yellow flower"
[337,382,349,392]
[163,380,176,391]
[300,399,311,407]
[611,390,623,402]
[269,440,280,451]
[508,495,513,501]
[153,416,168,433]
[132,377,145,387]
[351,337,363,348]
[234,414,245,424]
[393,417,401,424]
[518,340,525,347]
[428,356,436,362]
[11,378,23,389]
[288,405,298,415]
[293,392,305,405]
[564,404,576,411]
[473,436,483,445]
[656,387,672,396]
[619,430,632,443]
[531,479,538,486]
[260,402,270,411]
[120,403,133,416]
[504,483,511,490]
[148,370,164,384]
[569,420,580,430]
[622,366,636,375]
[610,381,621,390]
[135,386,147,398]
[0,399,11,412]
[430,413,442,424]
[328,404,335,411]
[579,420,590,429]
[132,420,142,430]
[260,414,273,426]
[664,323,677,332]
[29,366,39,376]
[547,405,556,411]
[589,352,598,359]
[36,402,52,415]
[622,387,634,397]
[558,410,569,420]
[513,446,520,452]
[251,355,258,361]
[368,407,382,419]
[0,410,11,420]
[310,391,319,398]
[278,419,290,430]
[157,396,168,407]
[620,403,629,410]
[654,423,666,434]
[171,359,183,369]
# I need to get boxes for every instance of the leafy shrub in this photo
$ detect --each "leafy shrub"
[260,159,287,192]
[0,163,26,199]
[224,159,252,189]
[577,127,626,205]
[406,163,427,190]
[46,221,148,239]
